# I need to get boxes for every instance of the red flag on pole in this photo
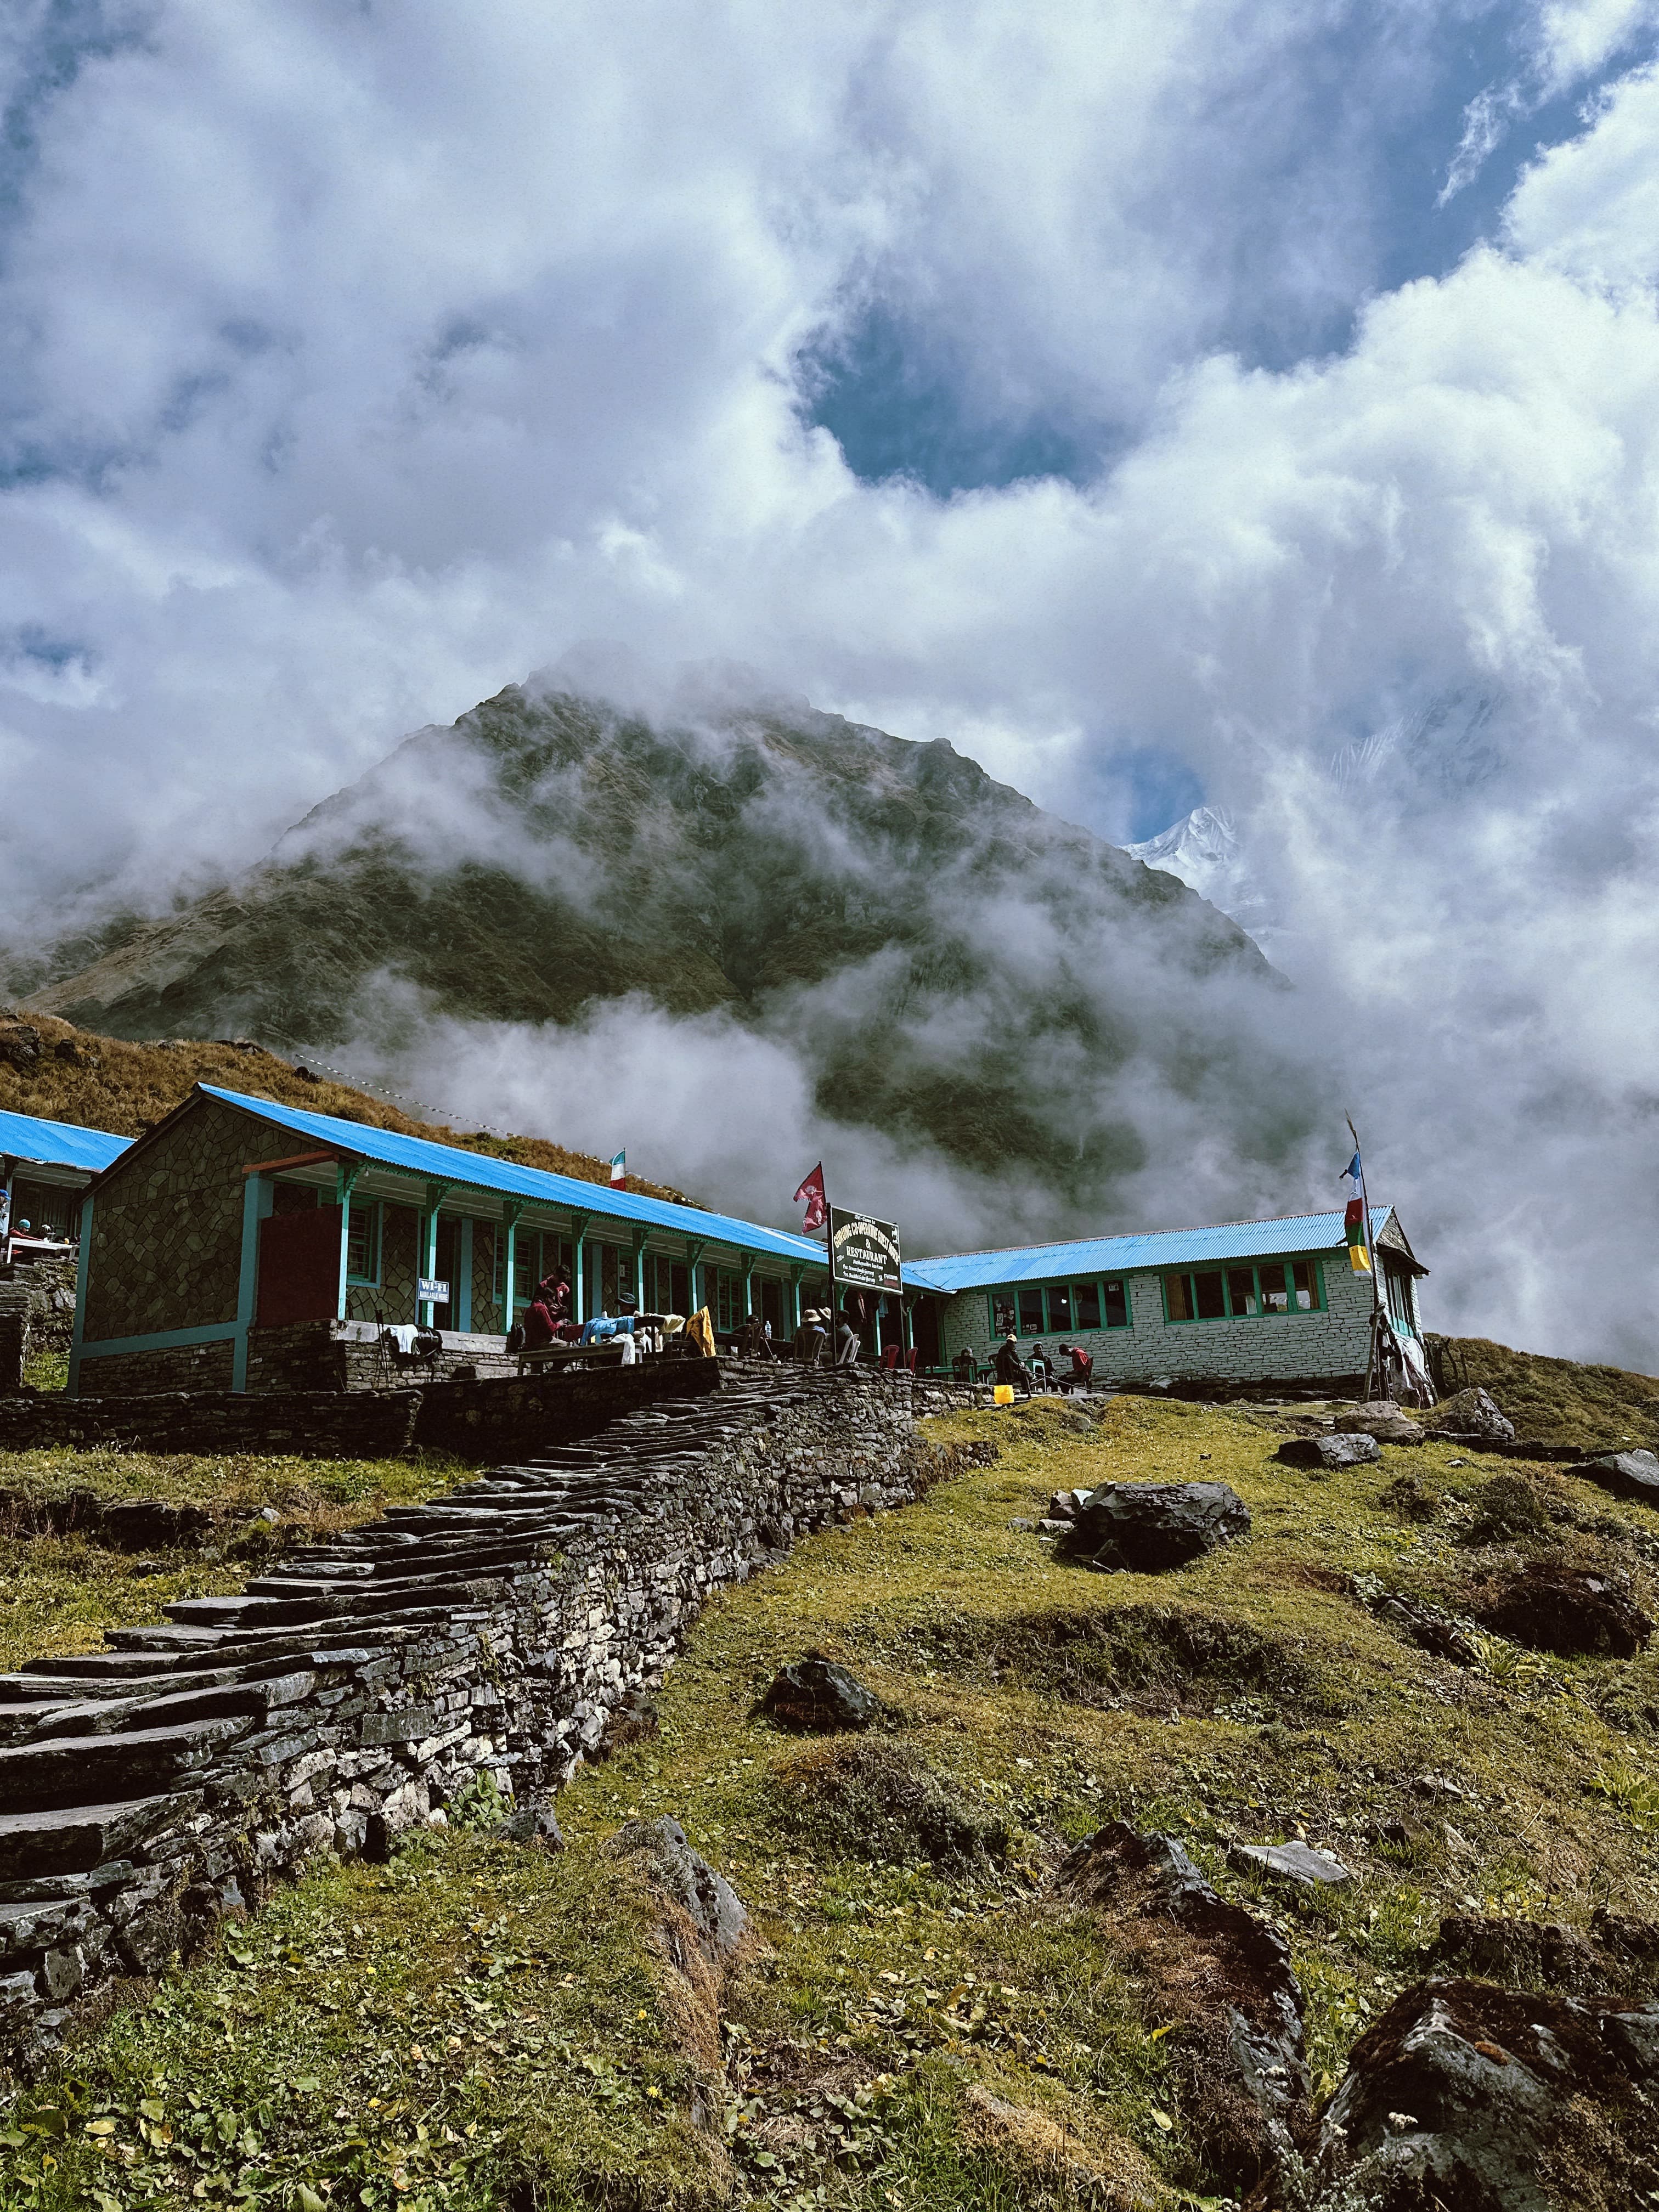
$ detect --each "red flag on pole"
[793,1162,827,1233]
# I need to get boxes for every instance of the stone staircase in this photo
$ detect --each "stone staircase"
[0,1365,925,2063]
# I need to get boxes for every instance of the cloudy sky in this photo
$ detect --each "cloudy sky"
[4,0,1659,1361]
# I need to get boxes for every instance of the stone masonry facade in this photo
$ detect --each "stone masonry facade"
[0,1368,948,2064]
[937,1243,1400,1391]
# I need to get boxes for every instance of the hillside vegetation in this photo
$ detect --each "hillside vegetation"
[14,680,1320,1214]
[1429,1332,1659,1452]
[5,1394,1658,2209]
[0,1008,696,1205]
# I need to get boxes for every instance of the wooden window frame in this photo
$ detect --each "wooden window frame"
[1163,1256,1326,1323]
[345,1200,382,1287]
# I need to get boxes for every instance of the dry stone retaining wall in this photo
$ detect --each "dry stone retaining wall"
[0,1366,940,2067]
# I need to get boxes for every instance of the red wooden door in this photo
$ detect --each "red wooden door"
[257,1204,343,1327]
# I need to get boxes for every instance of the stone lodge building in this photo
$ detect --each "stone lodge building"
[901,1210,1426,1391]
[68,1085,835,1396]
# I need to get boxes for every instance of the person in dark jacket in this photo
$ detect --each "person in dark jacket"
[993,1335,1033,1397]
[1055,1341,1094,1389]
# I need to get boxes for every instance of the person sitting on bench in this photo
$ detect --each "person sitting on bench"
[523,1276,562,1350]
[1055,1341,1094,1389]
[993,1334,1034,1398]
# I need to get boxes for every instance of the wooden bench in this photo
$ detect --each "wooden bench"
[514,1340,631,1378]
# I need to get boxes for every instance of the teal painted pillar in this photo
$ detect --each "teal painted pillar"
[457,1217,473,1333]
[686,1238,706,1317]
[335,1160,364,1322]
[789,1269,803,1331]
[420,1181,453,1327]
[632,1231,648,1311]
[66,1192,94,1398]
[500,1201,523,1334]
[232,1172,273,1392]
[569,1212,590,1324]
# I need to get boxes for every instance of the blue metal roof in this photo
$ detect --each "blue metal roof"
[193,1086,832,1269]
[0,1106,132,1176]
[901,1208,1393,1294]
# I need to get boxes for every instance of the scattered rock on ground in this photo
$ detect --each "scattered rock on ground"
[1064,1481,1250,1572]
[496,1799,565,1849]
[1568,1448,1659,1507]
[608,1815,749,1967]
[1047,1487,1093,1521]
[1316,1976,1659,2211]
[757,1651,887,1731]
[1229,1838,1352,1887]
[1472,1564,1654,1659]
[1426,1385,1517,1443]
[1335,1400,1424,1445]
[1277,1433,1381,1470]
[1053,1821,1308,2191]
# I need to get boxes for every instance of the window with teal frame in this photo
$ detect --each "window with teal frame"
[1163,1256,1323,1322]
[987,1278,1131,1336]
[345,1201,381,1286]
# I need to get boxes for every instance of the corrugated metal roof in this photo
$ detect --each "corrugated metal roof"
[195,1086,832,1269]
[0,1106,132,1176]
[902,1208,1392,1294]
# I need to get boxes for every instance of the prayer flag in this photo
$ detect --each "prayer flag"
[1340,1150,1370,1272]
[610,1149,627,1189]
[793,1162,827,1233]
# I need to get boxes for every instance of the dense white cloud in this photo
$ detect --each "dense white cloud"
[5,1,1659,1356]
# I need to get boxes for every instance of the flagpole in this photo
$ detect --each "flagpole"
[1346,1112,1387,1400]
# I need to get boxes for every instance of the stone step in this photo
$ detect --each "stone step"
[0,1795,193,1881]
[0,1717,251,1811]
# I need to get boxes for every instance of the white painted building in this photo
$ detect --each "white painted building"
[901,1207,1425,1389]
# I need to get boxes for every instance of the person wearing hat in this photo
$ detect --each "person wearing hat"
[793,1307,829,1367]
[993,1332,1034,1398]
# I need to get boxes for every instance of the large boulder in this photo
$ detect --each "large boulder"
[1335,1400,1425,1445]
[1473,1564,1654,1660]
[1316,1977,1659,2211]
[1427,1386,1516,1443]
[1277,1432,1380,1470]
[1064,1481,1250,1571]
[1054,1821,1307,2190]
[1568,1448,1659,1508]
[757,1652,886,1731]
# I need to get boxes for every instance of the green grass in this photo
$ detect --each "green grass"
[1430,1332,1659,1449]
[5,1396,1659,2208]
[0,1446,461,1675]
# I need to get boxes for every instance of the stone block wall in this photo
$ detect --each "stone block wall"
[82,1096,250,1342]
[0,1369,944,2063]
[0,1356,718,1460]
[76,1338,237,1398]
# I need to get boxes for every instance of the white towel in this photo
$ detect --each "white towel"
[387,1324,420,1354]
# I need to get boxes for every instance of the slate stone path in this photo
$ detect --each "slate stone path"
[0,1367,905,2058]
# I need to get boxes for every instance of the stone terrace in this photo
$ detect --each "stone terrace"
[0,1365,945,2069]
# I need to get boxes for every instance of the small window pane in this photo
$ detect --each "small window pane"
[1046,1283,1072,1330]
[1291,1259,1317,1312]
[1165,1272,1192,1322]
[1017,1286,1045,1335]
[1261,1265,1290,1314]
[1103,1279,1128,1328]
[1194,1269,1226,1319]
[992,1294,1017,1338]
[1074,1282,1102,1329]
[346,1203,379,1284]
[1226,1266,1257,1317]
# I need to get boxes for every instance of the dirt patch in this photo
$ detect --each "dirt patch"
[769,1739,1018,1875]
[921,1602,1338,1719]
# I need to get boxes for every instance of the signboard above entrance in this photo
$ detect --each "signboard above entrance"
[828,1206,902,1294]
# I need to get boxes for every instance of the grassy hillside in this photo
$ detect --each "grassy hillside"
[6,1394,1658,2208]
[16,681,1321,1211]
[1430,1333,1659,1451]
[0,1007,697,1205]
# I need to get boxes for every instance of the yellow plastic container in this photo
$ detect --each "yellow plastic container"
[992,1383,1014,1406]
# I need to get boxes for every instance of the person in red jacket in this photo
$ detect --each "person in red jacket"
[1056,1341,1094,1390]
